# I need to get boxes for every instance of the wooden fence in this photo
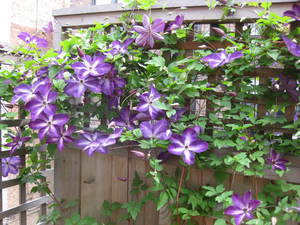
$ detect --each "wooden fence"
[53,1,300,224]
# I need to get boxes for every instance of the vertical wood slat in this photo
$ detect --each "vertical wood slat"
[19,107,27,225]
[40,153,47,217]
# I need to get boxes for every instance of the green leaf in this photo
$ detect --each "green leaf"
[145,56,165,69]
[214,219,227,225]
[157,191,169,210]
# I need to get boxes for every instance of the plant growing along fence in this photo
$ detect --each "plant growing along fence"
[0,0,300,224]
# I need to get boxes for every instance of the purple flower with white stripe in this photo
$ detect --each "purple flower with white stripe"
[266,149,288,171]
[136,85,164,119]
[170,108,186,122]
[2,156,21,177]
[5,132,31,154]
[278,74,299,102]
[201,50,243,68]
[47,126,76,151]
[108,38,134,55]
[29,113,69,140]
[64,74,101,98]
[99,67,126,96]
[110,107,136,130]
[168,126,208,165]
[18,32,48,48]
[133,15,165,48]
[166,15,184,32]
[76,130,121,156]
[284,4,300,21]
[140,119,172,140]
[71,54,112,78]
[225,191,260,225]
[11,78,51,104]
[282,36,300,57]
[25,89,57,120]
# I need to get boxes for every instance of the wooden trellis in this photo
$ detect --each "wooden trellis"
[52,1,300,225]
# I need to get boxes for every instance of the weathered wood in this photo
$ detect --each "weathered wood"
[53,2,296,29]
[54,147,81,223]
[0,196,52,219]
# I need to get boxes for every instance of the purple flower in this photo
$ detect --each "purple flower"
[31,36,48,48]
[71,54,112,78]
[43,21,54,34]
[29,113,69,140]
[170,108,186,122]
[64,74,101,98]
[11,78,51,104]
[168,126,208,165]
[2,156,21,177]
[201,50,243,68]
[76,131,117,156]
[290,200,300,213]
[284,4,300,20]
[47,126,76,151]
[166,15,184,32]
[157,151,171,163]
[18,32,32,44]
[282,36,300,57]
[131,150,146,159]
[99,67,126,96]
[18,32,48,48]
[110,107,136,130]
[133,15,165,48]
[266,149,288,171]
[278,74,299,102]
[25,89,57,120]
[140,119,172,140]
[225,192,260,225]
[5,132,31,154]
[36,67,49,77]
[108,38,134,55]
[136,85,164,119]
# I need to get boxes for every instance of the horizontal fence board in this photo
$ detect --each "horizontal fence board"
[0,119,29,127]
[0,196,52,219]
[54,2,296,27]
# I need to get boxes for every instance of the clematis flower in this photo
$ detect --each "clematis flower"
[133,14,165,48]
[36,67,49,77]
[224,191,260,225]
[168,126,208,165]
[140,119,172,140]
[2,156,21,177]
[170,108,186,122]
[136,84,164,119]
[47,126,76,151]
[110,107,136,130]
[108,38,134,55]
[278,74,299,102]
[64,74,101,98]
[5,132,31,154]
[29,113,69,140]
[25,89,57,120]
[99,67,126,96]
[166,15,184,32]
[18,32,48,48]
[76,131,117,156]
[282,36,300,57]
[11,78,51,104]
[18,32,32,44]
[290,200,300,213]
[157,151,171,163]
[131,150,146,159]
[283,4,300,20]
[43,21,54,34]
[71,54,112,78]
[201,50,243,68]
[266,149,289,171]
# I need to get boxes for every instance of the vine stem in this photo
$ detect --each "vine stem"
[176,166,186,224]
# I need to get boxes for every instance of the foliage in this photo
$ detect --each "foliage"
[0,1,300,225]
